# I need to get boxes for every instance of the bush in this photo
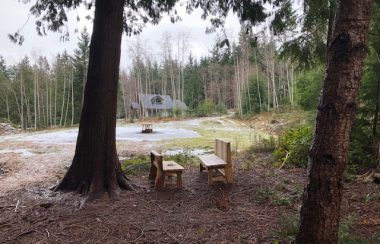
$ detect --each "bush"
[248,135,277,153]
[274,125,313,168]
[296,67,323,111]
[196,100,214,117]
[172,107,183,117]
[215,102,227,114]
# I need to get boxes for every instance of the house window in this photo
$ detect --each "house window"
[151,96,163,105]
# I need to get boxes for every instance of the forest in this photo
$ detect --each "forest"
[0,0,380,243]
[0,26,294,126]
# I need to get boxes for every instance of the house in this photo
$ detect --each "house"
[132,94,187,117]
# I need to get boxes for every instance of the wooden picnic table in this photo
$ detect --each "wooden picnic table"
[141,122,154,133]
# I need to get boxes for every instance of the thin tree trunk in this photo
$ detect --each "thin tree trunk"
[60,72,67,126]
[49,74,53,127]
[254,48,262,111]
[20,71,24,129]
[37,71,41,127]
[22,78,32,128]
[5,93,10,121]
[54,74,57,126]
[10,88,21,123]
[297,1,374,243]
[34,69,37,129]
[71,67,74,126]
[46,73,49,127]
[264,40,271,111]
[64,69,71,126]
[120,79,128,120]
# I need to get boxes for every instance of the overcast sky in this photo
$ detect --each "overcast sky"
[0,0,241,70]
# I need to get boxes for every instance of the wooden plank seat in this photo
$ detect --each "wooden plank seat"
[148,151,184,190]
[198,139,233,185]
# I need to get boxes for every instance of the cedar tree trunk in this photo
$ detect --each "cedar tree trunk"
[55,0,132,199]
[296,0,374,243]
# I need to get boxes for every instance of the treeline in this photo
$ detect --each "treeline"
[118,27,295,119]
[0,29,89,129]
[0,26,296,129]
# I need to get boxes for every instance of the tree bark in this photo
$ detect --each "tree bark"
[296,0,374,243]
[54,0,132,200]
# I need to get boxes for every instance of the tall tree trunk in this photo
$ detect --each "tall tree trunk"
[120,78,128,120]
[64,70,70,126]
[297,0,374,243]
[46,74,50,127]
[5,93,10,121]
[254,48,262,110]
[49,74,53,127]
[54,0,132,199]
[54,75,57,126]
[20,71,24,129]
[60,72,67,126]
[71,67,74,126]
[10,88,21,124]
[34,69,37,129]
[37,71,41,127]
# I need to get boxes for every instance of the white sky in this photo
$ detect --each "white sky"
[0,0,241,70]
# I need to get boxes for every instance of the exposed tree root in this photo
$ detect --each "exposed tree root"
[356,169,380,183]
[53,167,142,204]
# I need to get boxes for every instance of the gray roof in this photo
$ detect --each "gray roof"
[139,94,173,110]
[131,102,139,110]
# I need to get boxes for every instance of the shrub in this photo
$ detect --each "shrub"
[172,107,183,117]
[248,134,277,153]
[215,102,227,114]
[196,100,214,117]
[274,125,313,168]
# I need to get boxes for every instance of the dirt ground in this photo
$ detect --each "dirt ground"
[0,116,380,243]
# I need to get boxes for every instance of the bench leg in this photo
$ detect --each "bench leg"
[200,163,206,172]
[149,163,157,181]
[225,166,233,184]
[155,170,165,190]
[176,172,182,189]
[207,169,213,185]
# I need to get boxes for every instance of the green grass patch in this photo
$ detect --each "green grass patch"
[164,153,199,167]
[164,126,270,152]
[121,156,151,175]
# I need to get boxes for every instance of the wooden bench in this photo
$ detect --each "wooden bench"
[198,139,233,185]
[148,151,184,190]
